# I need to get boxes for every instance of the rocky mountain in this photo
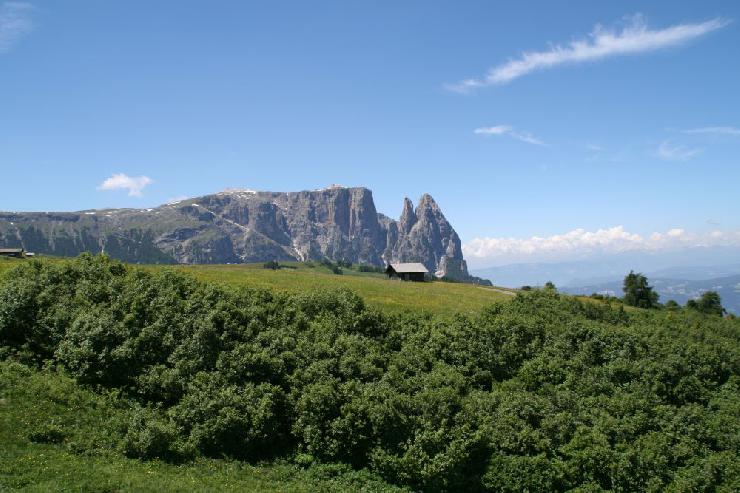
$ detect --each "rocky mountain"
[0,186,472,279]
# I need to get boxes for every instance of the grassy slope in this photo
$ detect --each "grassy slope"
[0,361,403,492]
[0,257,508,491]
[0,257,23,277]
[170,262,515,317]
[2,258,515,317]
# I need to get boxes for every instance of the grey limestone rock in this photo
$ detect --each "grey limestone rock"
[0,186,471,278]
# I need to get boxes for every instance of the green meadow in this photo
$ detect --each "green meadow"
[170,262,515,317]
[2,257,515,317]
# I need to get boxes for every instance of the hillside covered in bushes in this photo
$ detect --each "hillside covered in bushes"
[1,255,738,491]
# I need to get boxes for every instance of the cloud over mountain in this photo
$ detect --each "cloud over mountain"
[463,226,740,264]
[98,173,153,197]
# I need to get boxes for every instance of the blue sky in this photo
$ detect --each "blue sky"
[2,1,739,267]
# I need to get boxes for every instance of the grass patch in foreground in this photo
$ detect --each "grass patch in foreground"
[0,361,404,492]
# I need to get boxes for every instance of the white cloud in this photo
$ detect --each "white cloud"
[657,140,702,161]
[0,2,34,53]
[448,15,728,92]
[463,226,740,262]
[684,126,740,136]
[474,125,545,146]
[98,173,153,197]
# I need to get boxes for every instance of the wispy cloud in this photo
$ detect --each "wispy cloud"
[98,173,154,197]
[0,2,34,53]
[474,125,545,146]
[448,15,729,92]
[463,226,740,262]
[684,126,740,136]
[657,140,702,161]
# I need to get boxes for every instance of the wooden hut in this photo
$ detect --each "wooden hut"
[0,248,24,258]
[385,262,428,282]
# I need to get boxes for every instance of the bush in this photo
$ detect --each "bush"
[665,299,681,310]
[687,291,725,316]
[28,422,66,444]
[171,373,287,459]
[1,254,738,492]
[122,408,180,460]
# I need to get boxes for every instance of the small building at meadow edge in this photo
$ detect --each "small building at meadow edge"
[0,248,25,258]
[385,262,429,282]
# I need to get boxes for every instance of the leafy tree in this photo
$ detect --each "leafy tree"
[263,260,280,270]
[688,291,725,316]
[665,299,680,310]
[544,281,556,291]
[622,271,659,308]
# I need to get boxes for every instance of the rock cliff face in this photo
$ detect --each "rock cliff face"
[0,186,470,278]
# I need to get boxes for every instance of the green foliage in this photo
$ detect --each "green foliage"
[320,258,344,275]
[687,290,726,316]
[437,276,461,283]
[665,299,681,310]
[263,260,280,270]
[0,361,406,492]
[122,407,180,460]
[168,261,514,317]
[28,422,67,444]
[1,255,739,492]
[622,270,660,308]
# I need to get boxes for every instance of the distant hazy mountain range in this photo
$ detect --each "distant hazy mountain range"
[471,249,740,288]
[470,250,740,314]
[0,186,473,280]
[561,275,740,315]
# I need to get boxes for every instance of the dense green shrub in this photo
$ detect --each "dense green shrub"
[28,421,67,444]
[687,290,726,316]
[122,407,180,460]
[1,254,738,492]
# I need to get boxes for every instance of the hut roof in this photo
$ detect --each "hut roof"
[388,262,429,274]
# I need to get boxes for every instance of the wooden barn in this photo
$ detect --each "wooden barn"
[385,262,429,282]
[0,248,24,258]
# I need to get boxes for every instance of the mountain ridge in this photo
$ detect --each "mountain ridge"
[0,186,473,279]
[562,274,740,315]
